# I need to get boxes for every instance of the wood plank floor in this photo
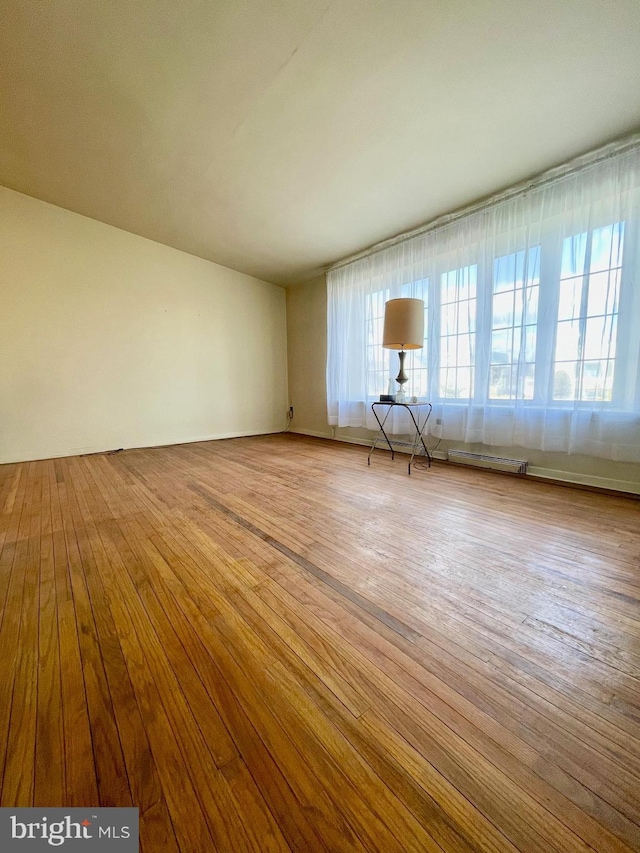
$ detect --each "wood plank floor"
[0,433,639,852]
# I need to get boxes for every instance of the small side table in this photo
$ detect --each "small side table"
[367,401,433,475]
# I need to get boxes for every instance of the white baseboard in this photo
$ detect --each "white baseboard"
[290,428,334,440]
[527,466,640,495]
[290,430,640,495]
[0,427,283,465]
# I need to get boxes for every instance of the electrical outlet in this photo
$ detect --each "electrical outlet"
[289,406,294,418]
[436,418,442,425]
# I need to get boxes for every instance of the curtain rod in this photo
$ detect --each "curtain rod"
[327,130,640,273]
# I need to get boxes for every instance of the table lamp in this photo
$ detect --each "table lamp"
[382,298,424,402]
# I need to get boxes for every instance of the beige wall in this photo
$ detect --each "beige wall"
[286,275,328,431]
[287,274,640,492]
[0,187,288,464]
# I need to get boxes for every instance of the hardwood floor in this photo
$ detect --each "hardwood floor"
[0,433,639,852]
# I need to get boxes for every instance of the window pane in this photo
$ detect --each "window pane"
[513,288,523,327]
[583,315,617,361]
[442,271,458,304]
[555,319,580,362]
[439,265,477,398]
[587,269,620,317]
[368,370,385,396]
[524,325,537,362]
[581,360,614,401]
[439,368,455,398]
[457,335,472,366]
[490,247,539,400]
[367,345,386,374]
[561,231,587,278]
[417,346,429,368]
[441,335,455,367]
[494,254,517,293]
[519,363,535,400]
[366,285,428,399]
[512,327,522,359]
[442,302,457,335]
[457,302,474,334]
[554,364,578,400]
[369,290,384,316]
[494,246,539,291]
[590,222,624,273]
[459,266,477,299]
[368,317,384,346]
[492,291,513,328]
[491,328,511,362]
[490,364,512,399]
[557,277,583,321]
[554,222,623,402]
[441,366,475,399]
[411,368,428,397]
[456,366,473,397]
[524,285,539,324]
[602,360,615,401]
[490,363,535,401]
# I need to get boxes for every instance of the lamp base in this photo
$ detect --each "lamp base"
[395,349,408,386]
[395,350,408,402]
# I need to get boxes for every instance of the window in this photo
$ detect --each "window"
[361,226,625,408]
[365,280,428,398]
[365,288,389,398]
[327,143,640,461]
[439,265,477,399]
[490,248,539,400]
[553,223,623,402]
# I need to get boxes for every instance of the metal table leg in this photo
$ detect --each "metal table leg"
[368,402,433,473]
[368,404,394,465]
[406,403,432,474]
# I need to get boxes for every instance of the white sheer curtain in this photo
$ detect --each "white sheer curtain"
[327,144,640,462]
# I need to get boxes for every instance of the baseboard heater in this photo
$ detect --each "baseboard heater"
[447,450,528,474]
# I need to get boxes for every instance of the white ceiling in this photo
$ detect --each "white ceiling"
[2,0,640,285]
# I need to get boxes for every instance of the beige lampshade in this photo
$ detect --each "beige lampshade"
[382,298,425,350]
